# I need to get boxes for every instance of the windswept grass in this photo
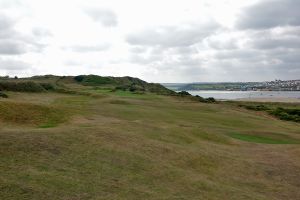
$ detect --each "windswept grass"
[0,101,68,127]
[1,86,300,199]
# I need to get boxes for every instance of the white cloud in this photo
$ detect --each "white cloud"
[126,21,221,48]
[84,8,118,27]
[62,43,111,53]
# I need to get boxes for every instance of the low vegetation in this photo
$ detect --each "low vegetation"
[237,102,300,122]
[269,107,300,122]
[0,81,56,92]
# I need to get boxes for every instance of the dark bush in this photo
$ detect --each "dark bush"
[40,83,56,91]
[194,95,216,103]
[115,85,129,91]
[0,91,8,98]
[269,107,300,122]
[195,95,206,102]
[285,108,300,116]
[74,75,85,82]
[242,104,270,111]
[129,86,136,92]
[206,97,216,103]
[129,84,145,92]
[178,91,191,96]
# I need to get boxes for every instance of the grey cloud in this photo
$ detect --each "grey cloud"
[0,40,26,54]
[0,58,30,71]
[0,15,15,38]
[129,46,148,54]
[171,46,199,55]
[207,58,299,82]
[247,28,300,49]
[32,27,52,38]
[0,15,12,29]
[126,21,220,48]
[236,0,300,29]
[250,37,300,49]
[129,45,202,67]
[63,44,110,53]
[267,49,300,64]
[214,49,262,62]
[140,55,208,83]
[84,8,118,27]
[209,23,300,80]
[64,60,83,66]
[0,14,47,55]
[213,47,300,75]
[204,36,238,50]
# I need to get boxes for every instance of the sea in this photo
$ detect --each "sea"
[182,90,300,100]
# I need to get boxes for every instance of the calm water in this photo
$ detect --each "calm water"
[185,90,300,100]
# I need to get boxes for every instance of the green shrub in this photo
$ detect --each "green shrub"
[74,75,116,85]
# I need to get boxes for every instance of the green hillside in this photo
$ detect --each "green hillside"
[0,75,175,95]
[0,75,300,200]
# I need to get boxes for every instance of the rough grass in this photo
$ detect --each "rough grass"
[0,101,67,127]
[1,89,300,200]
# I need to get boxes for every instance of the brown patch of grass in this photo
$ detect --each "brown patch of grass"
[0,101,67,127]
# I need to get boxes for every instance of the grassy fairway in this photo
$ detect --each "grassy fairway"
[1,89,300,199]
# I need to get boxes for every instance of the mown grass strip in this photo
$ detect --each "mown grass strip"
[229,133,299,144]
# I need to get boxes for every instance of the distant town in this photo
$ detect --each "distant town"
[163,79,300,91]
[242,79,300,91]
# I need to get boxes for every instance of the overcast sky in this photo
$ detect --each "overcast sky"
[0,0,299,82]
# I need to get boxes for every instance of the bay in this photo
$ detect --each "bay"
[184,90,300,100]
